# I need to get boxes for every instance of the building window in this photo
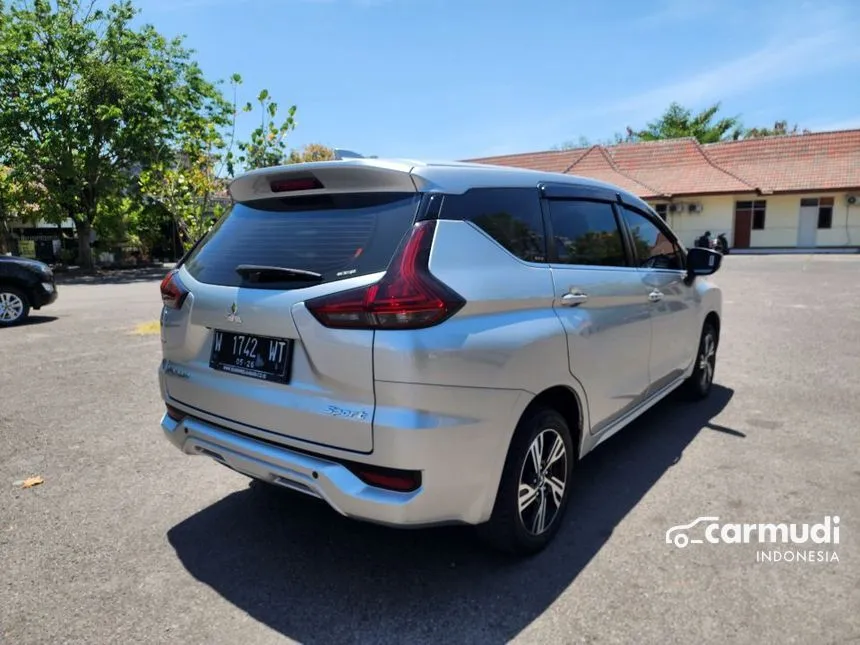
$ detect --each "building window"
[653,203,668,220]
[736,200,767,230]
[800,197,835,229]
[818,197,834,229]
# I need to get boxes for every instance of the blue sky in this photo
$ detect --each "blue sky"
[135,0,860,160]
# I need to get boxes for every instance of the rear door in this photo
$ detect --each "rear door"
[617,203,700,392]
[543,190,653,435]
[161,167,422,453]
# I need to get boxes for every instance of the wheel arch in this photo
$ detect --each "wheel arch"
[704,310,720,345]
[518,385,584,461]
[0,278,34,305]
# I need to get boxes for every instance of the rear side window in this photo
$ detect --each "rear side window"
[183,192,421,289]
[546,199,628,267]
[439,187,546,263]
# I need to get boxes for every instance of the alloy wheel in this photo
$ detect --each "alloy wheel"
[518,428,568,536]
[699,332,716,388]
[0,292,25,323]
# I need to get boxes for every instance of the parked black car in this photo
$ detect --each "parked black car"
[0,255,58,326]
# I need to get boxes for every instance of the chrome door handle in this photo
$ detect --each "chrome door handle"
[561,292,589,306]
[648,290,664,302]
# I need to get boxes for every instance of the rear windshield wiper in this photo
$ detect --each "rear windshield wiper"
[235,264,324,283]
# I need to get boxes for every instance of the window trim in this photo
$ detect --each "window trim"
[540,195,633,268]
[617,203,687,273]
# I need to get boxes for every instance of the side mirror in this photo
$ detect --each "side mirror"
[687,247,722,277]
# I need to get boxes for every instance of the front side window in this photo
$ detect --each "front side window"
[546,199,628,267]
[621,206,685,271]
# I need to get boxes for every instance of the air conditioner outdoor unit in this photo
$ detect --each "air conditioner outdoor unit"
[687,202,704,214]
[668,203,684,213]
[847,194,858,206]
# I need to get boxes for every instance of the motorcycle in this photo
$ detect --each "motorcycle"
[695,233,715,249]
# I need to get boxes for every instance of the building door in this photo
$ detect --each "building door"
[798,199,819,247]
[733,208,752,248]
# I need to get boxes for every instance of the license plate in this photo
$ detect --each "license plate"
[209,330,293,384]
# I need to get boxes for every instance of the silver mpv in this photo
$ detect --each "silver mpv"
[158,158,723,555]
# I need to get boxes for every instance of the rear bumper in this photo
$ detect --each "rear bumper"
[161,382,531,528]
[162,413,430,526]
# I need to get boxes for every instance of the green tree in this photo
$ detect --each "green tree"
[229,89,297,173]
[552,130,637,150]
[287,142,336,164]
[0,167,21,254]
[633,102,743,144]
[0,166,43,254]
[743,119,810,139]
[0,0,231,268]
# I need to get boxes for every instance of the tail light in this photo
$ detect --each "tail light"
[165,404,186,422]
[305,220,465,330]
[160,269,189,310]
[270,176,324,193]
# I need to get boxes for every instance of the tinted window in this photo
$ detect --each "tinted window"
[183,192,421,289]
[546,200,627,267]
[621,207,685,271]
[440,188,546,262]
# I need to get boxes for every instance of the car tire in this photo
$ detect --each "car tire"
[0,287,30,327]
[478,406,575,557]
[682,322,718,400]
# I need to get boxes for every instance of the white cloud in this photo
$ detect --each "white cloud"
[577,23,860,121]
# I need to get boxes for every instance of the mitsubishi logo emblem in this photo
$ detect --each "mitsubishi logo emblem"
[226,302,242,324]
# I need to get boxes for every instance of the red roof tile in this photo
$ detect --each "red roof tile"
[606,138,755,196]
[465,129,860,197]
[704,130,860,193]
[565,146,663,197]
[467,148,590,173]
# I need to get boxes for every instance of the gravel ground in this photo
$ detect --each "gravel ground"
[1,254,858,645]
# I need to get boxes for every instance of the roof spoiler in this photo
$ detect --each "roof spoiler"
[228,159,418,203]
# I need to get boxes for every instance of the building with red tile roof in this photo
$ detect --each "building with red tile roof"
[466,130,860,250]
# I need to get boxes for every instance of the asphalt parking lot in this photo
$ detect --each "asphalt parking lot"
[1,255,859,645]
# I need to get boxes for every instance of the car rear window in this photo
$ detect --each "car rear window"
[182,192,421,289]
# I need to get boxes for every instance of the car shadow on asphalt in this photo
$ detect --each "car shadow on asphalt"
[18,315,59,326]
[167,384,736,644]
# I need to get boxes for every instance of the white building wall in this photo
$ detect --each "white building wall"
[651,192,860,248]
[650,195,735,248]
[751,193,860,248]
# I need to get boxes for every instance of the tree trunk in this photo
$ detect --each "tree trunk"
[76,220,94,269]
